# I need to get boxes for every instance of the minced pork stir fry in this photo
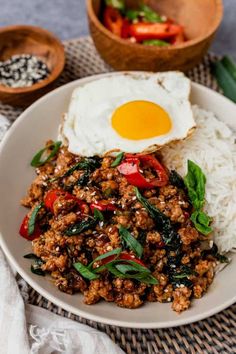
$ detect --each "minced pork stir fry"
[20,141,226,312]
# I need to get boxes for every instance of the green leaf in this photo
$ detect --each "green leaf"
[65,218,97,236]
[28,202,43,235]
[212,60,236,103]
[169,170,185,189]
[91,248,122,263]
[184,160,206,210]
[140,4,163,23]
[216,254,230,264]
[125,9,140,21]
[24,253,39,260]
[119,225,143,258]
[221,56,236,82]
[63,156,101,178]
[135,188,181,249]
[190,211,213,235]
[105,0,125,11]
[31,265,45,276]
[143,39,169,47]
[73,262,99,280]
[111,152,124,167]
[94,208,104,221]
[31,141,62,167]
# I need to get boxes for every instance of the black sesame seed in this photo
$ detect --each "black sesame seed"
[0,54,50,88]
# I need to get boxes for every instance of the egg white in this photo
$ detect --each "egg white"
[60,72,196,156]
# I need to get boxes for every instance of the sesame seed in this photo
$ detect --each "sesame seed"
[0,54,50,88]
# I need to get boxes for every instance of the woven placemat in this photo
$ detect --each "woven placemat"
[1,36,236,354]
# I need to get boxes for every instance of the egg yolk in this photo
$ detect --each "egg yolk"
[111,100,172,140]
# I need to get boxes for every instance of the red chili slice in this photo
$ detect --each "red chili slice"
[44,189,87,214]
[103,6,124,37]
[19,215,41,241]
[90,200,117,213]
[128,22,183,42]
[117,154,168,189]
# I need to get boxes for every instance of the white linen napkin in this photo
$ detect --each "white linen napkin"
[0,115,125,354]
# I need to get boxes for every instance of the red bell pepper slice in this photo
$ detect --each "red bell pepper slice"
[101,252,146,267]
[128,22,183,42]
[90,200,117,212]
[44,189,87,214]
[117,154,168,189]
[19,215,41,241]
[103,6,124,37]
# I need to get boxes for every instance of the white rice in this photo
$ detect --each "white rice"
[162,105,236,253]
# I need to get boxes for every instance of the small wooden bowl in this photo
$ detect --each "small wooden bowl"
[0,25,65,107]
[87,0,223,72]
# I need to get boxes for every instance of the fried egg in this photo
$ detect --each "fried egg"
[60,72,196,156]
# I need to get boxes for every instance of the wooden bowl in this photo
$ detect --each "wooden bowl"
[0,25,65,107]
[87,0,223,72]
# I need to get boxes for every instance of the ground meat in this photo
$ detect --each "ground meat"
[53,269,87,295]
[178,226,199,245]
[114,293,143,309]
[21,145,217,312]
[172,287,192,313]
[84,279,114,304]
[134,210,155,230]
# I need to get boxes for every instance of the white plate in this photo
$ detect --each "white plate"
[0,73,235,329]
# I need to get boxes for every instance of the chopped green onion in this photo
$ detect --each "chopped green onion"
[221,56,236,82]
[28,202,43,235]
[31,141,62,167]
[105,0,125,11]
[125,9,140,21]
[111,152,124,167]
[73,262,99,280]
[119,225,143,258]
[143,39,169,47]
[140,4,163,23]
[94,208,104,221]
[212,60,236,103]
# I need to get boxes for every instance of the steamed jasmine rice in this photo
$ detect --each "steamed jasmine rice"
[163,105,236,253]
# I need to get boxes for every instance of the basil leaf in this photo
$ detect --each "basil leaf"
[76,171,90,186]
[184,160,206,210]
[143,39,169,47]
[111,152,124,167]
[31,265,45,276]
[169,170,185,189]
[73,262,99,280]
[94,208,104,221]
[63,156,101,178]
[65,218,97,236]
[31,141,61,167]
[105,0,124,11]
[190,210,212,235]
[140,4,163,23]
[119,225,143,258]
[216,254,230,264]
[171,265,197,279]
[28,202,43,235]
[135,188,181,249]
[24,253,39,260]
